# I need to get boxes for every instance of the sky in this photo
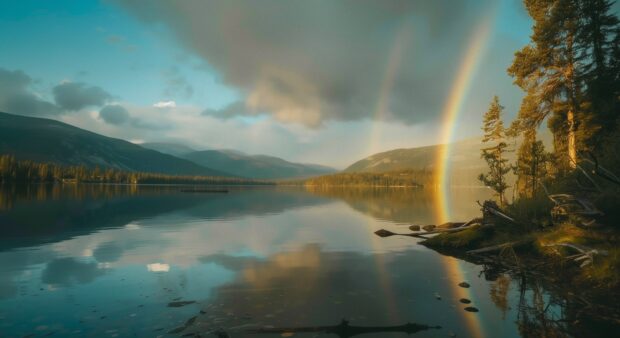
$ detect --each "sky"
[0,0,538,168]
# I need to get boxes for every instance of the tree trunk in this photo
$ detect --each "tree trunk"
[567,109,577,168]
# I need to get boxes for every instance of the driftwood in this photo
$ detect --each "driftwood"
[546,193,603,227]
[477,200,516,223]
[374,229,430,239]
[467,241,527,254]
[543,242,609,268]
[375,218,483,239]
[418,226,479,236]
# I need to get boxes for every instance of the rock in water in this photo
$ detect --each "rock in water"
[422,225,436,232]
[459,298,471,304]
[374,229,393,237]
[464,307,479,313]
[409,225,421,231]
[434,292,442,300]
[458,282,470,288]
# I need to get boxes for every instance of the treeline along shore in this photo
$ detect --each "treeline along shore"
[302,169,435,187]
[0,154,274,185]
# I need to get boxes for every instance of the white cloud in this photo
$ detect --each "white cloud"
[153,100,176,108]
[146,263,170,272]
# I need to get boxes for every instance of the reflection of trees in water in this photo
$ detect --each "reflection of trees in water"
[305,186,438,224]
[0,183,145,210]
[482,265,619,338]
[305,186,489,224]
[490,274,511,319]
[515,275,569,338]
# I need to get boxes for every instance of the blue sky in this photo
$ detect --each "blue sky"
[1,0,237,108]
[0,0,570,168]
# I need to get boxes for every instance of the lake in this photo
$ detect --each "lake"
[0,185,612,337]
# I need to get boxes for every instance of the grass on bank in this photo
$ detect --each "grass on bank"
[423,181,620,290]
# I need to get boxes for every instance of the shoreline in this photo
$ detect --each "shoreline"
[416,215,620,326]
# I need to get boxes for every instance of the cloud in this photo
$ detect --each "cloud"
[153,100,176,108]
[130,117,171,130]
[202,100,249,120]
[113,0,499,127]
[41,257,104,286]
[52,81,112,111]
[99,104,130,125]
[0,67,60,116]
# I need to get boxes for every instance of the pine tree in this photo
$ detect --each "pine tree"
[578,0,620,144]
[479,96,511,206]
[508,0,583,170]
[514,130,551,198]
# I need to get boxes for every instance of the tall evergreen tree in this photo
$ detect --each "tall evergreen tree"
[508,0,583,170]
[479,96,511,206]
[578,0,620,146]
[514,129,551,198]
[510,0,620,169]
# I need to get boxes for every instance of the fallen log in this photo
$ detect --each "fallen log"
[374,229,430,239]
[418,225,480,235]
[376,223,481,239]
[466,240,528,254]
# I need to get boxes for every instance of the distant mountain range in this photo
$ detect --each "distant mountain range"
[0,112,335,180]
[143,143,336,179]
[344,138,506,186]
[0,112,228,176]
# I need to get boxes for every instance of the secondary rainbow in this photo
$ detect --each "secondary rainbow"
[367,21,411,155]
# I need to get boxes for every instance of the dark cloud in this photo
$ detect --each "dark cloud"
[114,0,497,127]
[52,81,112,111]
[0,67,60,116]
[99,104,130,125]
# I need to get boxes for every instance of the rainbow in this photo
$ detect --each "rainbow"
[432,12,496,338]
[367,21,412,155]
[364,12,496,338]
[434,16,493,224]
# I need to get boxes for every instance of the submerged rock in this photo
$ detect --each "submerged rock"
[459,298,471,304]
[434,292,442,300]
[464,307,479,313]
[422,225,436,232]
[458,282,470,288]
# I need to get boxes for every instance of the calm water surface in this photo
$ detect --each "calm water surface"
[0,185,610,337]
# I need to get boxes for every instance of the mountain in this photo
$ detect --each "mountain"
[182,149,336,179]
[141,142,196,157]
[344,138,503,186]
[0,112,229,176]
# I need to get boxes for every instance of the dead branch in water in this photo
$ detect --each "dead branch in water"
[543,242,609,268]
